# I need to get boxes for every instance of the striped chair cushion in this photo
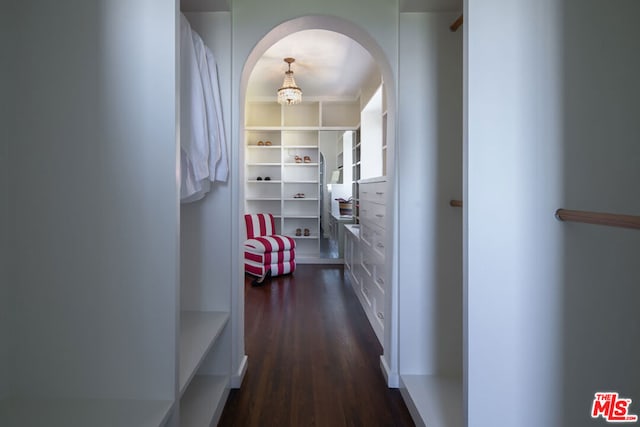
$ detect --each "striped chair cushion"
[244,213,276,239]
[244,248,295,265]
[244,235,295,253]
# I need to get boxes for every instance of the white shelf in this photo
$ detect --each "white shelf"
[244,126,282,131]
[0,397,173,427]
[246,146,281,149]
[180,375,228,427]
[281,126,321,131]
[247,180,281,184]
[283,145,319,149]
[244,102,325,258]
[400,375,463,427]
[288,235,319,239]
[179,311,229,396]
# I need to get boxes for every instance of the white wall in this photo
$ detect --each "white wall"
[465,0,640,425]
[0,1,13,400]
[466,0,564,424]
[9,0,178,400]
[361,86,383,180]
[398,12,462,377]
[560,1,640,425]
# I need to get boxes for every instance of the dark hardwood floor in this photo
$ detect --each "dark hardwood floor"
[217,264,415,427]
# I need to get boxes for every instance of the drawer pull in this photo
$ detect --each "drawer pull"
[377,243,384,248]
[375,191,384,195]
[375,214,384,218]
[377,312,384,320]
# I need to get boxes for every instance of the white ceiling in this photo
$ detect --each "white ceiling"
[246,30,378,100]
[182,0,463,99]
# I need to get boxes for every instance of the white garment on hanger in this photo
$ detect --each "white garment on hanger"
[180,14,209,188]
[180,14,229,203]
[205,48,228,182]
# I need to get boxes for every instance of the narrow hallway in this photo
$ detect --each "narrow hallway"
[218,265,414,426]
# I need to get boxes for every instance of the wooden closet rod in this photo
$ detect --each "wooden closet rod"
[450,14,463,32]
[555,209,640,230]
[450,199,463,207]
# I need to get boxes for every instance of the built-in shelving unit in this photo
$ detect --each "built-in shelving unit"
[352,128,362,224]
[351,177,387,345]
[244,99,360,259]
[179,311,229,395]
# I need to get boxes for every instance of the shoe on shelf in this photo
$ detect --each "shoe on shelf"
[264,176,271,181]
[256,176,262,181]
[295,155,302,163]
[295,228,302,236]
[265,140,272,146]
[304,228,310,236]
[257,140,264,146]
[303,156,311,163]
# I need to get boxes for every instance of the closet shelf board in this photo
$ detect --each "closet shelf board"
[246,146,281,149]
[400,375,463,427]
[283,145,320,149]
[179,311,230,396]
[0,397,173,427]
[179,375,228,427]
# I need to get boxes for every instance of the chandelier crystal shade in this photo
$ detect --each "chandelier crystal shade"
[277,57,302,106]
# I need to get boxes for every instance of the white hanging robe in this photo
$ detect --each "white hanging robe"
[180,14,229,203]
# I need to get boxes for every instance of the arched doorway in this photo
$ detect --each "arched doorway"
[237,15,398,386]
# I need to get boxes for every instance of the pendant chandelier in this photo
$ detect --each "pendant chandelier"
[277,57,302,106]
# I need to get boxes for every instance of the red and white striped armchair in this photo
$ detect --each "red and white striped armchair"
[244,213,296,278]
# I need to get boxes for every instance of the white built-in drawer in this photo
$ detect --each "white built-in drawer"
[370,282,385,327]
[371,225,385,258]
[359,180,387,203]
[360,223,375,248]
[360,200,386,229]
[360,279,373,308]
[360,245,375,280]
[373,253,386,294]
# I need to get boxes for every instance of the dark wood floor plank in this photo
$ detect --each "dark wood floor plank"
[218,265,414,427]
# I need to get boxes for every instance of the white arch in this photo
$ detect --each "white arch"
[236,14,398,386]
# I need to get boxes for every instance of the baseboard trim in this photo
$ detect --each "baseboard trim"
[380,355,399,388]
[231,355,248,388]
